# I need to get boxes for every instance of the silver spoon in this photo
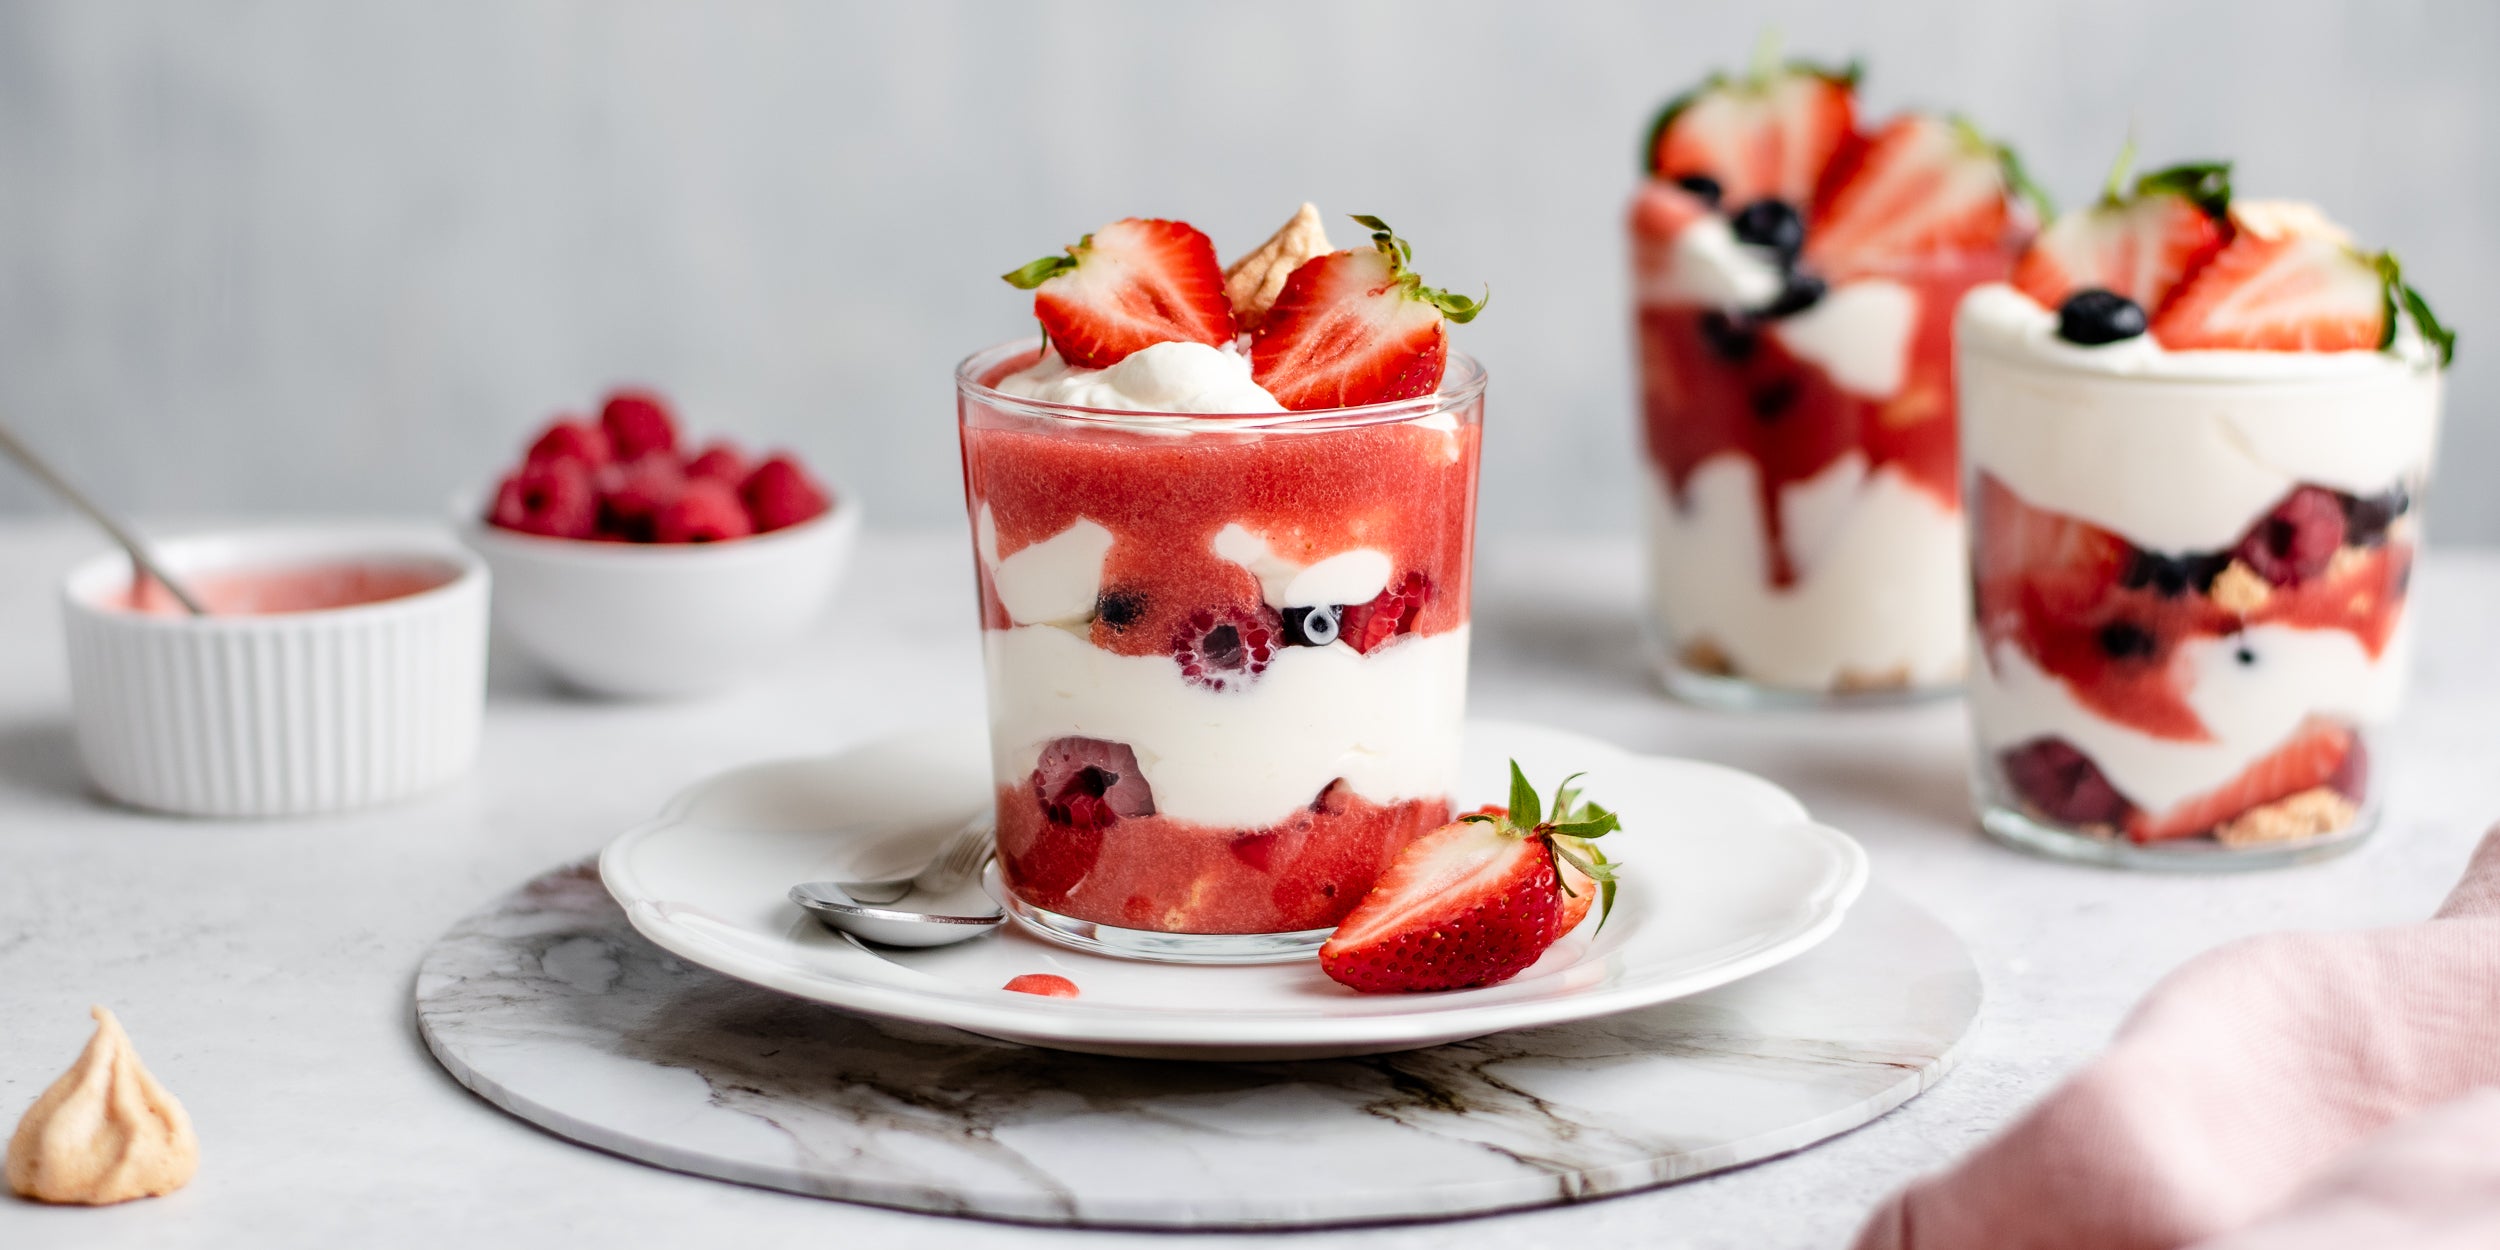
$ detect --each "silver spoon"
[789,821,1004,948]
[835,818,995,904]
[0,418,207,616]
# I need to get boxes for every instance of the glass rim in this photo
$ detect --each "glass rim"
[954,336,1487,432]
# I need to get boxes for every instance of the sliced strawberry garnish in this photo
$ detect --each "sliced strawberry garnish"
[1805,115,2025,280]
[1250,216,1483,411]
[1003,218,1236,369]
[1319,764,1618,994]
[2148,207,2387,353]
[2127,720,2356,844]
[2012,161,2232,313]
[1645,61,1858,208]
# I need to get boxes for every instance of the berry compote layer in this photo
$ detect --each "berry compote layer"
[1958,285,2443,850]
[960,342,1483,935]
[1628,82,2032,696]
[1635,226,2009,692]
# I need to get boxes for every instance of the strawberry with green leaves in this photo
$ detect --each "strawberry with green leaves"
[1250,215,1485,411]
[1319,763,1621,994]
[2152,202,2456,363]
[2012,149,2233,318]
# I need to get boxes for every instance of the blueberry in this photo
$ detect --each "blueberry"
[1698,310,1758,362]
[1282,604,1342,647]
[1730,199,1806,261]
[1761,270,1826,320]
[1674,174,1723,209]
[2056,288,2149,346]
[2343,485,2411,548]
[2121,550,2231,598]
[2096,621,2158,660]
[1749,377,1801,421]
[1096,589,1146,630]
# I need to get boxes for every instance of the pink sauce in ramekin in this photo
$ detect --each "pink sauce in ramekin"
[113,561,461,617]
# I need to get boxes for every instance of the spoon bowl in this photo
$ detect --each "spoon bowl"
[788,881,1005,948]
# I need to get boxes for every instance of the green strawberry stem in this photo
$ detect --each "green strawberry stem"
[1347,214,1487,324]
[1472,760,1626,929]
[2374,252,2458,366]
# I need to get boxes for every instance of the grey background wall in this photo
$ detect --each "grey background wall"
[1,1,2490,542]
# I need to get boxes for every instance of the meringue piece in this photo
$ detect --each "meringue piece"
[1224,203,1333,331]
[7,1007,198,1205]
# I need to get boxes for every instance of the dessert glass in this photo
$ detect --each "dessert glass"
[1632,214,2016,706]
[956,340,1485,961]
[1956,287,2442,868]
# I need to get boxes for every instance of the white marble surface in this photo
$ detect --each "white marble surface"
[4,521,2498,1247]
[418,863,1971,1226]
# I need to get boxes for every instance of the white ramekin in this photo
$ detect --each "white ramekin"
[455,489,859,699]
[60,525,490,818]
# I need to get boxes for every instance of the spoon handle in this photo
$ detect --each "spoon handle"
[0,418,207,616]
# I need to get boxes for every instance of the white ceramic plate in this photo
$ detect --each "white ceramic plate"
[599,720,1869,1060]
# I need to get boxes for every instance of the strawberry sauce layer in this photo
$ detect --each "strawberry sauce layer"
[963,379,1479,652]
[997,781,1450,934]
[1974,475,2409,744]
[1635,250,2006,588]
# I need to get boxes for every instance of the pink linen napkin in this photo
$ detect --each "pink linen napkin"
[1856,827,2500,1250]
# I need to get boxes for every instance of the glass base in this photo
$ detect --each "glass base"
[1002,893,1331,964]
[1976,800,2378,872]
[1647,637,1960,711]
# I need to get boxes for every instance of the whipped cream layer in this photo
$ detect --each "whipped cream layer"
[996,341,1285,413]
[1633,218,1921,402]
[984,623,1470,829]
[1645,458,1967,689]
[1958,284,2444,553]
[1973,620,2411,815]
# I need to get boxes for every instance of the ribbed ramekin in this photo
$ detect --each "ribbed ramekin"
[60,525,490,817]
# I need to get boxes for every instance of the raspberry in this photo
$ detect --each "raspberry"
[2000,738,2133,827]
[1032,737,1155,824]
[1337,572,1431,654]
[683,440,749,485]
[739,454,831,532]
[651,478,756,543]
[596,454,687,542]
[599,389,679,460]
[524,418,611,471]
[1171,604,1281,691]
[2236,487,2347,587]
[486,461,598,539]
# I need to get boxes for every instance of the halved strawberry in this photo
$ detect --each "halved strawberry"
[2127,720,2355,843]
[2013,160,2232,313]
[1805,115,2028,280]
[1645,60,1859,208]
[1250,216,1484,411]
[1319,763,1619,994]
[2148,206,2388,353]
[1003,218,1236,369]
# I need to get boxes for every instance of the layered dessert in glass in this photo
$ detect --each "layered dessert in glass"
[1961,165,2453,867]
[958,208,1487,960]
[1629,57,2037,702]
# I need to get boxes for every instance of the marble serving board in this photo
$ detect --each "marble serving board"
[415,859,1979,1229]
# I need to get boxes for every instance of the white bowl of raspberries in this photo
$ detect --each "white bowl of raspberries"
[459,388,857,698]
